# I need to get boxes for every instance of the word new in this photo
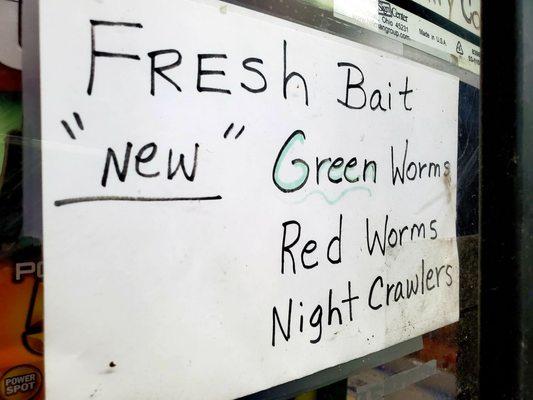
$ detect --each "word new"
[101,142,198,187]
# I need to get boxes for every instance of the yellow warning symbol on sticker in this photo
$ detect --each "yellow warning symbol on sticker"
[456,41,464,55]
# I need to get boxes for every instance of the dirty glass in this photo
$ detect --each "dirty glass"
[0,0,479,399]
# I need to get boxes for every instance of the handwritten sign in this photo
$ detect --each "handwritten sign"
[36,0,459,398]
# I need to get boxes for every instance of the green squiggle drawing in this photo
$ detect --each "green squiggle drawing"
[294,186,372,205]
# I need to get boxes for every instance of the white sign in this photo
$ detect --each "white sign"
[35,0,459,399]
[334,0,480,74]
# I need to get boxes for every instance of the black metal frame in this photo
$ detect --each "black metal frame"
[480,0,533,398]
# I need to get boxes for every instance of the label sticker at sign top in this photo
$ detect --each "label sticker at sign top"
[411,0,480,37]
[334,0,480,74]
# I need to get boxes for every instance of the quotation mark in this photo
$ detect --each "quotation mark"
[61,112,84,140]
[223,123,245,140]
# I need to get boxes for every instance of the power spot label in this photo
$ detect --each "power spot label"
[1,365,42,400]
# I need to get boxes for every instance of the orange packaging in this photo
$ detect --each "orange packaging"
[0,61,44,400]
